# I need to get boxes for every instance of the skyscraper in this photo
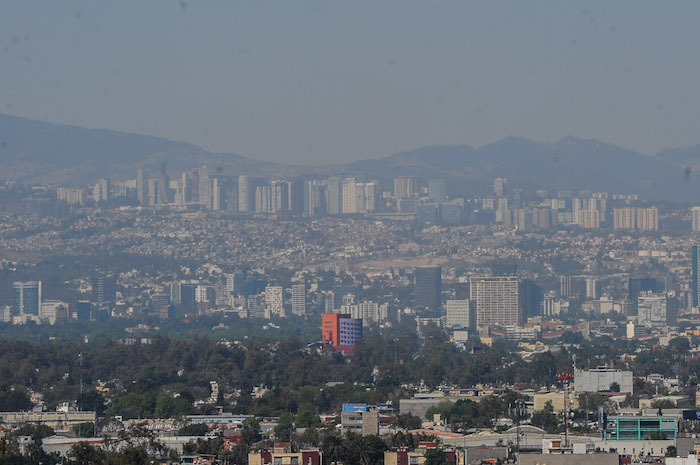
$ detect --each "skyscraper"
[327,177,342,215]
[198,166,210,209]
[238,175,250,212]
[136,168,146,206]
[394,176,418,199]
[264,285,284,318]
[414,266,442,309]
[693,207,700,232]
[91,273,117,303]
[470,276,522,327]
[342,178,357,213]
[428,179,448,202]
[291,282,306,316]
[13,281,41,316]
[445,300,471,328]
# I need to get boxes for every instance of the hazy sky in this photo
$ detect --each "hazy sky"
[3,1,700,164]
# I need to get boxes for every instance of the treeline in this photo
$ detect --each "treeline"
[0,327,695,419]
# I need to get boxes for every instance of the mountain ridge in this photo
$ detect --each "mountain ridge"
[1,113,699,201]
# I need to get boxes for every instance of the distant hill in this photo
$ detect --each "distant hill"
[1,113,699,201]
[0,114,301,185]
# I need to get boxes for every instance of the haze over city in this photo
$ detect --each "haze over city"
[4,1,700,164]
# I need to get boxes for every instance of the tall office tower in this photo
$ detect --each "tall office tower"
[364,182,377,213]
[692,245,699,307]
[289,179,304,214]
[394,176,418,199]
[520,279,542,318]
[136,168,146,206]
[225,273,236,298]
[198,166,210,209]
[324,291,335,313]
[304,180,324,216]
[13,281,41,316]
[327,177,343,214]
[270,180,288,212]
[157,162,169,205]
[76,301,91,321]
[342,177,357,213]
[629,277,665,313]
[414,266,442,309]
[493,177,508,198]
[255,185,272,212]
[354,182,367,213]
[636,207,658,231]
[693,207,700,232]
[211,177,221,211]
[470,276,522,327]
[291,282,306,316]
[264,285,284,318]
[238,175,250,212]
[585,278,598,299]
[571,198,582,225]
[428,179,448,202]
[445,300,471,329]
[148,178,158,206]
[560,276,572,298]
[179,172,190,204]
[91,273,117,303]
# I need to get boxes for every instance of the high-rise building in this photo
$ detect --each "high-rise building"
[92,178,110,202]
[157,162,168,205]
[91,274,117,303]
[494,177,508,198]
[394,176,419,199]
[520,279,542,318]
[291,283,306,316]
[148,178,158,206]
[637,292,677,327]
[629,277,665,314]
[238,175,250,213]
[428,179,448,202]
[470,276,522,327]
[76,301,91,321]
[327,177,342,215]
[264,285,284,318]
[692,207,700,232]
[198,166,210,209]
[136,168,146,206]
[414,266,442,309]
[13,281,41,316]
[560,276,572,298]
[445,300,471,329]
[636,207,658,231]
[585,278,598,299]
[614,207,659,231]
[342,178,357,213]
[579,209,600,229]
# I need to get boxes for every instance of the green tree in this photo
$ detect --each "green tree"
[322,435,347,465]
[423,448,451,465]
[241,418,262,445]
[295,409,320,429]
[274,412,295,442]
[178,423,209,436]
[666,445,677,457]
[74,422,95,438]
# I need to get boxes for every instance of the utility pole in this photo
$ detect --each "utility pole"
[557,371,573,452]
